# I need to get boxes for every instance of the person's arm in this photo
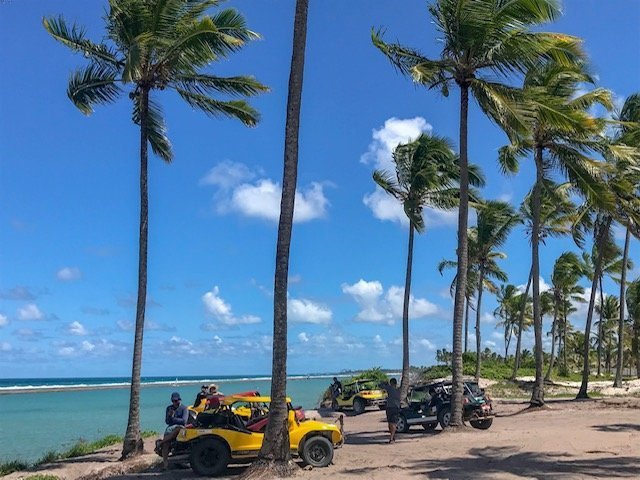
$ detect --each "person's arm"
[165,406,174,425]
[176,405,189,426]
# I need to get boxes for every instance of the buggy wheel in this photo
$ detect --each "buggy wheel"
[301,436,334,468]
[331,399,340,411]
[353,397,365,415]
[396,414,409,433]
[470,418,493,430]
[189,437,229,477]
[437,407,451,429]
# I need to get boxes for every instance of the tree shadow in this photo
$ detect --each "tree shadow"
[405,445,640,479]
[344,431,391,445]
[592,423,640,433]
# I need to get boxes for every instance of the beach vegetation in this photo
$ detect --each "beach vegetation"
[351,367,389,384]
[0,460,29,476]
[23,476,61,480]
[43,0,267,460]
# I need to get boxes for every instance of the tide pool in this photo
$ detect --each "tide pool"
[0,377,333,463]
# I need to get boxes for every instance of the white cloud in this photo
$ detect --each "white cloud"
[116,320,133,331]
[58,346,75,357]
[0,342,12,352]
[288,298,332,325]
[231,180,329,223]
[199,160,257,189]
[517,277,551,294]
[202,286,261,326]
[201,161,329,224]
[481,312,498,324]
[360,117,433,171]
[484,340,497,348]
[298,332,309,342]
[342,279,438,324]
[57,267,81,281]
[416,338,436,350]
[68,321,88,336]
[213,335,223,345]
[17,304,44,321]
[0,314,7,327]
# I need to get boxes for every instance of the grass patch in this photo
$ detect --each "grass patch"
[0,460,29,476]
[0,431,158,477]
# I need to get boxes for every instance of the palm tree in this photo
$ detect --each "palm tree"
[494,284,521,360]
[252,0,307,473]
[594,295,620,374]
[498,61,616,406]
[577,154,640,398]
[372,0,582,426]
[44,0,267,458]
[373,133,483,401]
[545,252,585,381]
[512,180,579,379]
[613,93,640,387]
[627,279,640,378]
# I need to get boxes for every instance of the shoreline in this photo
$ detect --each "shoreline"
[0,373,350,396]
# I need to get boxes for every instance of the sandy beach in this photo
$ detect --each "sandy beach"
[6,396,639,480]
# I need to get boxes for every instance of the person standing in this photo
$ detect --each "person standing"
[380,378,401,443]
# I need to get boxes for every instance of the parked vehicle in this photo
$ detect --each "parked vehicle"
[396,381,494,433]
[161,395,343,476]
[331,379,387,415]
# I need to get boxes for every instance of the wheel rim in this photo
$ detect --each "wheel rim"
[397,417,406,431]
[442,412,450,426]
[308,442,327,463]
[199,446,220,468]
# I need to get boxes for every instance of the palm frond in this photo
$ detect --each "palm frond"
[176,89,260,126]
[67,63,122,114]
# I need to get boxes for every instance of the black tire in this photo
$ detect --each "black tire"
[396,414,409,433]
[301,436,334,468]
[353,397,365,415]
[189,437,229,477]
[422,422,437,431]
[378,405,386,410]
[331,399,340,411]
[437,407,451,429]
[470,418,493,430]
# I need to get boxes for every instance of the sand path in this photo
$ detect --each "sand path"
[6,397,639,480]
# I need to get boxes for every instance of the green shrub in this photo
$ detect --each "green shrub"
[350,367,389,383]
[24,476,60,480]
[0,460,29,476]
[36,451,59,465]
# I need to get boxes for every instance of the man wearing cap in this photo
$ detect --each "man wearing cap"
[160,392,189,469]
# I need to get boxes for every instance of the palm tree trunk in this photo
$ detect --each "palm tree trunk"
[464,296,470,353]
[530,146,544,407]
[511,267,532,380]
[614,227,630,387]
[255,0,307,472]
[399,223,415,402]
[450,82,470,427]
[121,87,150,459]
[597,276,604,376]
[577,216,613,399]
[545,296,559,382]
[474,269,485,381]
[562,301,567,372]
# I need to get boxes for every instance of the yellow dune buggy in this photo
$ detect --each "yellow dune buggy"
[176,395,343,476]
[331,378,387,415]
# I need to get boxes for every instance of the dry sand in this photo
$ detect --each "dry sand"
[6,397,640,480]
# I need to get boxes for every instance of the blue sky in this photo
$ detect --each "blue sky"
[1,0,639,378]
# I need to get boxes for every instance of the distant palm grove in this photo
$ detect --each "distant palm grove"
[45,0,639,475]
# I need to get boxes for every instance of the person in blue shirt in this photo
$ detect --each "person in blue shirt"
[159,392,189,469]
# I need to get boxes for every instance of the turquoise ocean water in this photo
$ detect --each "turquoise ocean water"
[0,375,335,463]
